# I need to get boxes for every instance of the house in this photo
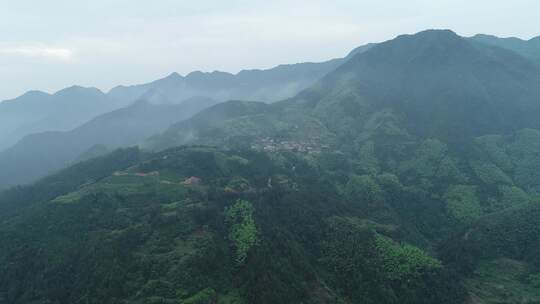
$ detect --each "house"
[183,176,202,186]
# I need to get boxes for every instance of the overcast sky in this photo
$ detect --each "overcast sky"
[1,0,539,100]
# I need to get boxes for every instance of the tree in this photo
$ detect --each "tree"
[224,200,258,265]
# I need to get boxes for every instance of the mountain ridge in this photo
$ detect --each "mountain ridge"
[152,29,540,151]
[470,33,540,65]
[0,47,365,152]
[3,29,540,303]
[0,96,216,190]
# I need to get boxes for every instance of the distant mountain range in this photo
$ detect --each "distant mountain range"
[0,48,372,152]
[2,30,539,190]
[0,87,116,151]
[2,32,538,153]
[0,43,375,189]
[0,97,215,189]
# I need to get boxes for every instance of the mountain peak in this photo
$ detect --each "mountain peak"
[471,33,498,40]
[0,90,51,105]
[22,90,50,97]
[408,29,459,38]
[53,86,105,99]
[185,70,234,79]
[8,90,50,101]
[310,28,540,141]
[345,29,472,68]
[391,29,464,48]
[165,72,182,79]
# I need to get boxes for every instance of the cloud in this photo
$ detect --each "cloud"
[0,46,73,61]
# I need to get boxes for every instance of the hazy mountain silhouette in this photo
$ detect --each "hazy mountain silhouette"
[297,29,540,141]
[106,59,353,105]
[151,30,540,148]
[0,87,117,150]
[0,46,375,153]
[0,97,215,189]
[471,33,540,65]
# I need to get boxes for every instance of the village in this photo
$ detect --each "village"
[250,137,328,154]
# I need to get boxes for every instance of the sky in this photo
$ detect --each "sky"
[1,0,539,100]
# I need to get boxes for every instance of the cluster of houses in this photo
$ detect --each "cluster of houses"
[251,137,327,154]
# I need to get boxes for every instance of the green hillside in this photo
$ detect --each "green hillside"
[0,146,465,304]
[142,30,540,303]
[2,29,540,303]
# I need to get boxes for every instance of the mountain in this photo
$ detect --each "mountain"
[107,59,352,106]
[145,100,278,150]
[305,29,540,142]
[0,45,373,154]
[150,30,540,149]
[0,42,377,189]
[144,30,540,302]
[108,44,375,107]
[470,34,540,65]
[0,146,465,304]
[3,29,540,303]
[0,97,216,190]
[0,87,119,151]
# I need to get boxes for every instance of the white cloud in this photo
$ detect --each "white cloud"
[0,46,73,61]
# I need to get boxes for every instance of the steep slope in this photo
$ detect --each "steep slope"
[147,30,540,291]
[0,97,215,190]
[0,147,142,219]
[151,30,540,150]
[0,87,117,151]
[146,100,284,150]
[0,146,465,304]
[0,91,52,145]
[441,202,540,303]
[299,29,540,142]
[3,29,540,303]
[471,34,540,66]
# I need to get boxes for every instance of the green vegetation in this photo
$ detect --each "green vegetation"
[375,234,442,281]
[3,29,540,303]
[0,147,467,304]
[225,200,258,264]
[183,288,217,304]
[498,185,530,209]
[444,185,483,222]
[345,174,383,204]
[470,161,513,186]
[465,259,540,303]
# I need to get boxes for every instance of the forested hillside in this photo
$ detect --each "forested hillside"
[0,146,465,303]
[144,30,540,302]
[2,29,540,303]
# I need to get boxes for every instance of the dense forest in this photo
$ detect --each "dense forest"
[2,29,540,303]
